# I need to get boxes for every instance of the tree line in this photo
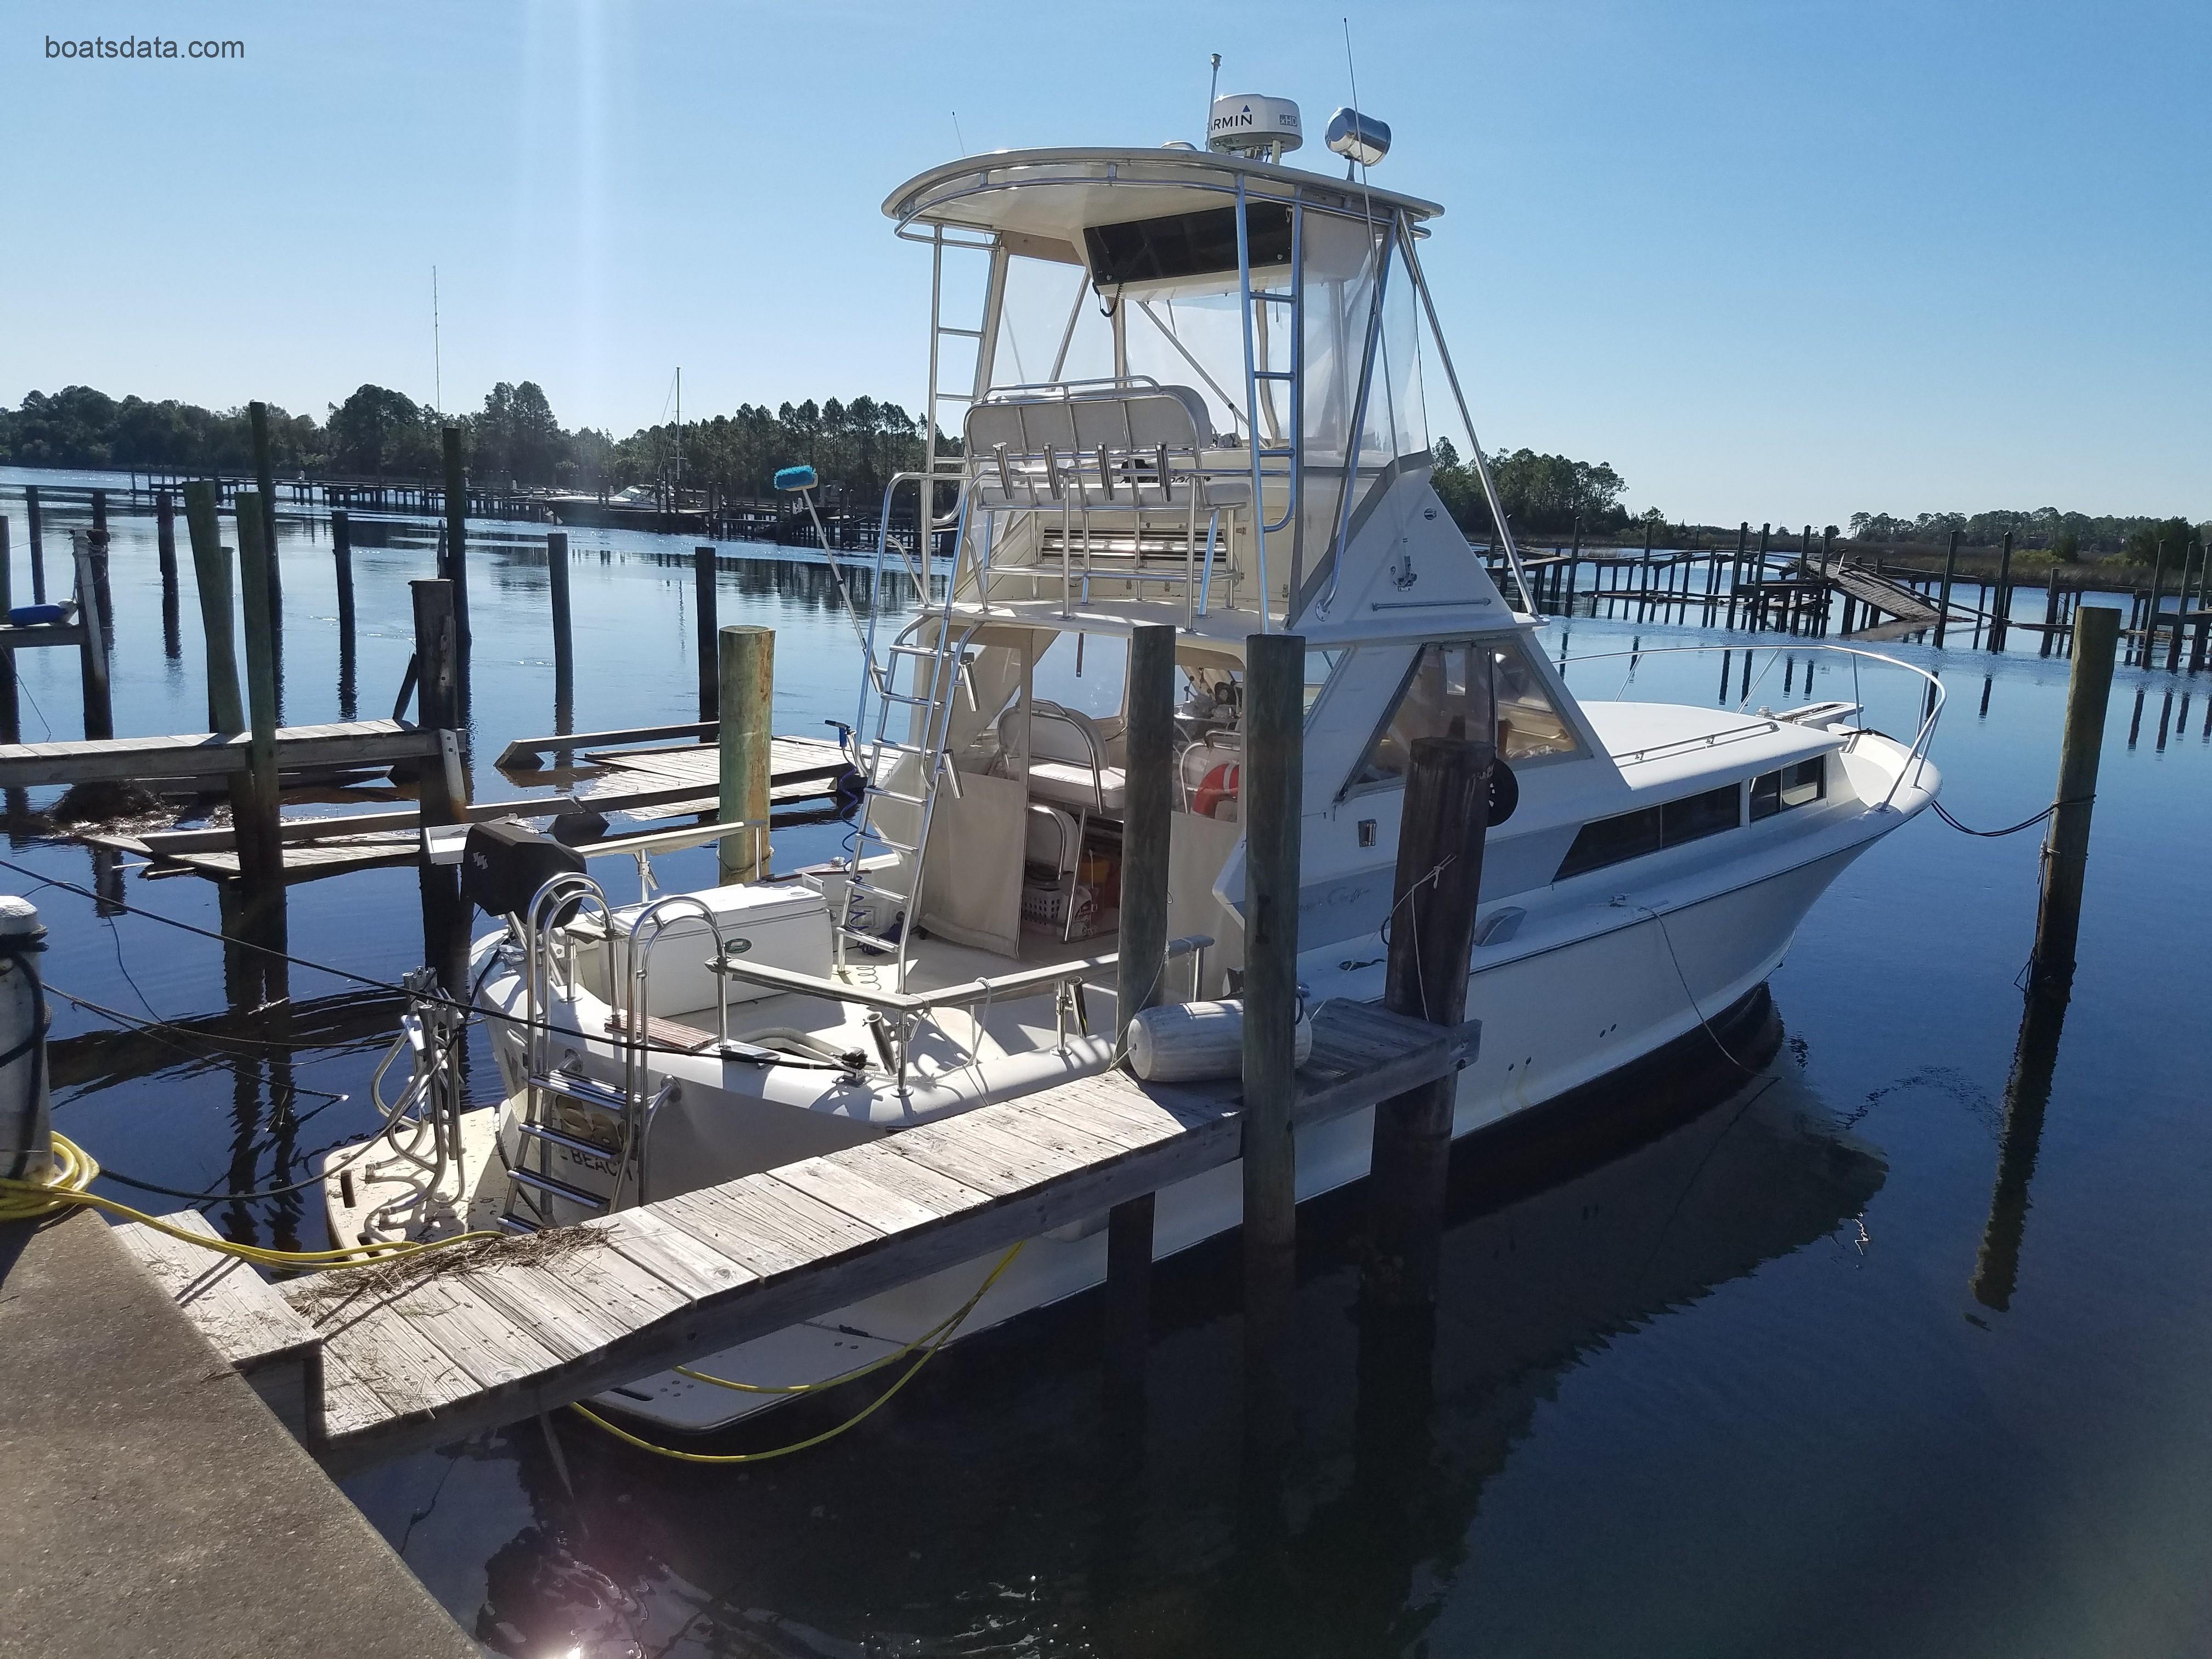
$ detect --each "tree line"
[9,382,2198,560]
[1848,506,2207,563]
[0,382,935,505]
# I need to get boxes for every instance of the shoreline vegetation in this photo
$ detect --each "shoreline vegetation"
[3,381,2202,573]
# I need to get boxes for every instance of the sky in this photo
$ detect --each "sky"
[3,0,2205,526]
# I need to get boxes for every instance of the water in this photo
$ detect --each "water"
[7,470,2211,1656]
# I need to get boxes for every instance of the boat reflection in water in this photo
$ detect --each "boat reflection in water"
[458,990,1886,1658]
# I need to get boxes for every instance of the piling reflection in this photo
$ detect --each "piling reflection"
[455,993,1886,1658]
[1970,985,2071,1313]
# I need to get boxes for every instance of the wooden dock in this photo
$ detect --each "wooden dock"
[73,728,854,882]
[0,719,444,791]
[123,998,1475,1472]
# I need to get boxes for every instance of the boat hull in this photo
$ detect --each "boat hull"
[591,831,1875,1431]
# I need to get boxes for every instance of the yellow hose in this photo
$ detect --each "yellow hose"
[571,1240,1025,1464]
[0,1131,503,1269]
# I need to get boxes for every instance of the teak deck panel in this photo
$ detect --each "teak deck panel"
[155,998,1474,1470]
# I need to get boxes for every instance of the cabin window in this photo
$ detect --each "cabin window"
[1750,757,1825,821]
[1555,783,1742,881]
[1555,806,1661,878]
[1345,638,1582,794]
[1663,784,1743,845]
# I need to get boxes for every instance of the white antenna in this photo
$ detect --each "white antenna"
[1206,53,1221,141]
[952,110,967,152]
[431,266,442,416]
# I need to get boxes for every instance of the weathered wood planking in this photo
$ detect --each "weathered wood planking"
[263,999,1472,1471]
[111,1211,326,1441]
[574,735,847,806]
[0,719,441,787]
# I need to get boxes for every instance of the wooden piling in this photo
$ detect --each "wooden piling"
[330,509,357,721]
[1108,622,1177,1381]
[408,580,464,817]
[23,486,45,603]
[330,509,355,636]
[410,579,467,993]
[231,494,286,909]
[695,547,720,722]
[69,533,113,742]
[1366,736,1489,1310]
[1728,522,1748,627]
[1931,529,1958,648]
[155,490,177,590]
[548,532,573,713]
[717,625,774,883]
[1989,531,2014,652]
[249,403,281,613]
[1240,632,1304,1339]
[441,427,471,655]
[183,483,245,734]
[2167,541,2197,674]
[0,519,16,744]
[2029,605,2117,992]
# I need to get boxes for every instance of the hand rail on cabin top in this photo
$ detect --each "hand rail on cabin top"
[1551,642,1945,811]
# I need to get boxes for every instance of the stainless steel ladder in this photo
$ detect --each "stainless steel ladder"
[499,874,686,1232]
[833,612,981,990]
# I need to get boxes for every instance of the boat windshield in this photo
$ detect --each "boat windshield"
[1345,637,1584,794]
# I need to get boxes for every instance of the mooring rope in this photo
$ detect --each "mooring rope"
[1929,795,2091,838]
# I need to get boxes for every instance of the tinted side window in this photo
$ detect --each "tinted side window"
[1662,784,1741,846]
[1556,808,1662,879]
[1751,757,1824,821]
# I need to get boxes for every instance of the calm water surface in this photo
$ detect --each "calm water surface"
[5,470,2209,1657]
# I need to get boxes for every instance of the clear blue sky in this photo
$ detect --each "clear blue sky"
[4,1,2205,526]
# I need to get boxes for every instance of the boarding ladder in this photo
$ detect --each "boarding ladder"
[833,606,981,991]
[497,874,687,1231]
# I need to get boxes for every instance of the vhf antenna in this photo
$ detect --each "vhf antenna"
[1206,52,1221,143]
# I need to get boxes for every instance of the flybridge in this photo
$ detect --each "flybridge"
[877,138,1537,635]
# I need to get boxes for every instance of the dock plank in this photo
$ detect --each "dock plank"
[770,1153,956,1234]
[382,1275,567,1394]
[305,1286,483,1426]
[0,719,441,787]
[465,1247,690,1362]
[586,1206,757,1301]
[817,1139,997,1218]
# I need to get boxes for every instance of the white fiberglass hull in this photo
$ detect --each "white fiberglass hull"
[595,828,1882,1432]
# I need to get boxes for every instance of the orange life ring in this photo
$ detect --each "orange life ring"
[1193,761,1240,820]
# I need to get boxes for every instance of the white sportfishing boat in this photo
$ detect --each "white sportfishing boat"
[326,98,1941,1432]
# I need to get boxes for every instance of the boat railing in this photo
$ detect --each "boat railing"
[707,934,1214,1092]
[1554,642,1945,810]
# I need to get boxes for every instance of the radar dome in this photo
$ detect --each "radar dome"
[1207,94,1302,159]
